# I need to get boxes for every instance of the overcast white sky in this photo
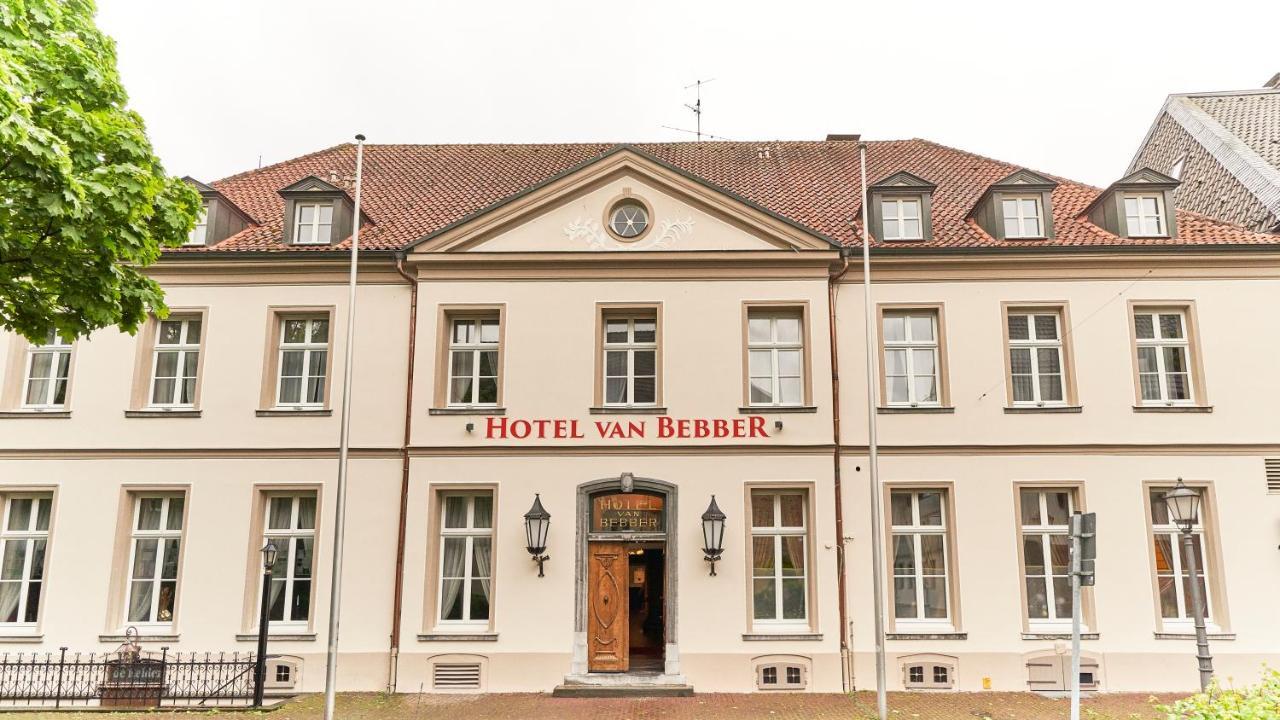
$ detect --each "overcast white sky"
[97,0,1279,188]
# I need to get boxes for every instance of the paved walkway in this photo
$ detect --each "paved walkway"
[20,691,1186,719]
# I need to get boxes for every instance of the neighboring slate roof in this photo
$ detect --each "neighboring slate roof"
[1186,91,1280,169]
[173,139,1280,255]
[1129,86,1280,233]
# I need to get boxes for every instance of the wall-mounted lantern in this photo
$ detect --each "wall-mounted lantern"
[701,495,726,576]
[524,494,551,577]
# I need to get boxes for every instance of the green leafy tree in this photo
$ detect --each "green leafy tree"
[0,0,201,342]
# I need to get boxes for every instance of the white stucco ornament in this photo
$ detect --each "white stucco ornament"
[565,216,695,251]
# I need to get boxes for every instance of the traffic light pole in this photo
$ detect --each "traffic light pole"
[1069,528,1082,720]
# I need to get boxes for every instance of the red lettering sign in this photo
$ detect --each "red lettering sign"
[484,416,769,440]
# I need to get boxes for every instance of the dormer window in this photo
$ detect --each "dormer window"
[186,205,208,246]
[867,171,936,242]
[970,169,1057,241]
[1001,195,1044,239]
[1124,193,1166,237]
[293,202,334,245]
[180,178,252,248]
[1084,168,1179,240]
[881,198,923,240]
[278,176,360,247]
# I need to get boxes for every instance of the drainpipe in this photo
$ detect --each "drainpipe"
[387,252,419,693]
[827,249,852,691]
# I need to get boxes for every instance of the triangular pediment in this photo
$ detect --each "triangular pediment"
[1111,167,1180,188]
[407,146,836,254]
[278,175,348,196]
[991,168,1057,189]
[183,176,215,193]
[870,170,936,191]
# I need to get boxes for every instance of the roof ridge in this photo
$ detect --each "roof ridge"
[908,138,1102,191]
[213,142,353,185]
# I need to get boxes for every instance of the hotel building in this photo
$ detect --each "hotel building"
[1,138,1278,695]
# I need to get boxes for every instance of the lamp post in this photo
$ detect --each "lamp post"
[254,541,278,707]
[701,496,726,576]
[1162,479,1214,691]
[524,495,551,577]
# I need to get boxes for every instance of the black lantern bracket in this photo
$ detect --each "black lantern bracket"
[701,495,727,576]
[524,494,551,578]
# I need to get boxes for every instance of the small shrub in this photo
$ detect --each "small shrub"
[1159,669,1280,719]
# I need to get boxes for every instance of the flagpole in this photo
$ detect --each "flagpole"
[323,133,365,720]
[859,142,889,720]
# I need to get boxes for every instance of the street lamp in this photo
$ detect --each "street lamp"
[701,496,726,576]
[1162,479,1214,691]
[524,495,551,577]
[254,541,278,707]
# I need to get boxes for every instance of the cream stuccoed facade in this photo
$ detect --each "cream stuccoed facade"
[0,141,1278,697]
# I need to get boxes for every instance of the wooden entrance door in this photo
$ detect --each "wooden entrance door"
[587,542,629,672]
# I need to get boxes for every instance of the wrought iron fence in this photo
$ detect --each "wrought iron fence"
[0,647,260,708]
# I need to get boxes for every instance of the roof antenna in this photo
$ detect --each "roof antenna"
[684,78,714,141]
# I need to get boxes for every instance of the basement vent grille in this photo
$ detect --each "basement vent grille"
[433,663,481,690]
[1267,458,1280,494]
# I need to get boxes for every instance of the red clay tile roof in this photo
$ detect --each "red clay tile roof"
[169,139,1280,254]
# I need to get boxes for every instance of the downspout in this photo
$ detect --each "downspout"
[387,252,419,693]
[828,249,852,691]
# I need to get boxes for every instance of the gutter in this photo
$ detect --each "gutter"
[827,247,853,691]
[387,252,420,693]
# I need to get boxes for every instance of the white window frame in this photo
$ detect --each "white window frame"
[186,205,208,246]
[1007,311,1066,406]
[447,318,500,407]
[275,317,328,408]
[1149,487,1215,629]
[21,331,72,410]
[750,490,809,627]
[1019,488,1078,630]
[890,489,952,629]
[883,311,941,407]
[0,494,52,628]
[149,318,202,408]
[747,311,805,407]
[262,493,316,627]
[602,315,658,407]
[436,492,493,627]
[292,202,333,245]
[1133,309,1194,406]
[124,494,184,627]
[881,197,923,240]
[1001,195,1045,238]
[1124,193,1167,237]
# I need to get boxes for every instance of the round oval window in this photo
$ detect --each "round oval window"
[608,201,649,239]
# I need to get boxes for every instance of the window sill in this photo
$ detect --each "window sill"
[99,633,179,643]
[1022,632,1098,640]
[235,632,317,642]
[417,632,499,642]
[256,408,332,417]
[0,410,70,419]
[429,407,505,416]
[125,409,202,418]
[886,632,967,640]
[742,632,823,641]
[590,406,668,415]
[1154,631,1235,641]
[0,633,43,643]
[1005,405,1082,414]
[1133,405,1213,413]
[738,405,818,414]
[877,406,954,414]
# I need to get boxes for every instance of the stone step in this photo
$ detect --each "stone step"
[552,683,695,698]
